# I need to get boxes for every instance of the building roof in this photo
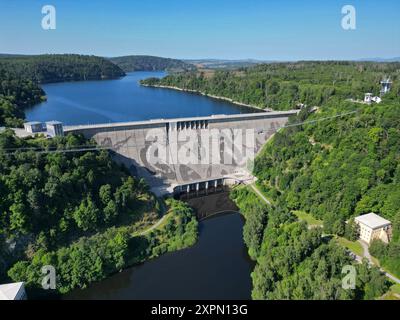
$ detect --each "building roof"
[0,282,25,300]
[24,121,42,126]
[46,121,63,125]
[355,213,391,229]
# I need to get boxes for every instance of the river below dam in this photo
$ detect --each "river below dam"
[25,72,255,299]
[65,208,254,300]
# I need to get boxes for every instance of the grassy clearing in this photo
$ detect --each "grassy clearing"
[391,283,400,295]
[292,210,323,227]
[381,283,400,300]
[336,237,364,257]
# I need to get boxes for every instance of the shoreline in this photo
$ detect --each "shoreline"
[141,83,270,112]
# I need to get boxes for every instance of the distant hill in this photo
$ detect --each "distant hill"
[184,57,400,69]
[109,55,195,72]
[0,54,125,83]
[0,54,28,58]
[357,57,400,62]
[184,59,270,70]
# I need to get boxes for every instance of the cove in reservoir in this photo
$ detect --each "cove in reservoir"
[26,71,259,125]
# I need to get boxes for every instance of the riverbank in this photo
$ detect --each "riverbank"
[141,83,270,112]
[124,198,198,267]
[63,191,254,300]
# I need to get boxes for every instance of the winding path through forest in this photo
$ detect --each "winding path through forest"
[136,213,170,236]
[249,184,272,206]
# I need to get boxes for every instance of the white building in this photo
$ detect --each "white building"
[46,121,64,137]
[364,93,373,104]
[371,96,382,103]
[0,282,27,300]
[24,121,43,133]
[354,212,392,244]
[364,93,381,104]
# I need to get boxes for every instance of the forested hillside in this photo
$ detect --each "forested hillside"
[0,69,45,126]
[141,61,400,110]
[252,90,400,278]
[109,55,195,72]
[0,131,197,295]
[0,54,125,83]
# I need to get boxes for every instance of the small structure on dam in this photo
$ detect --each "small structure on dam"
[64,111,298,196]
[21,120,64,138]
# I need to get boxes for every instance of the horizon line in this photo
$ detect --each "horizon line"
[0,52,399,62]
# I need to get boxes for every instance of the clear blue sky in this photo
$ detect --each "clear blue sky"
[0,0,399,60]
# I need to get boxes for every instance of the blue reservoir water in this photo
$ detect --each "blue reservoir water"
[26,71,257,125]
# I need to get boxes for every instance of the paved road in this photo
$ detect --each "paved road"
[359,240,372,262]
[384,270,400,284]
[355,240,400,284]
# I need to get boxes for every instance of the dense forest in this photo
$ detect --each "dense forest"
[0,54,125,83]
[141,61,400,110]
[0,54,125,126]
[0,131,198,294]
[0,71,45,127]
[109,55,195,72]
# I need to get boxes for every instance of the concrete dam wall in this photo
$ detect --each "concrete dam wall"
[64,111,297,196]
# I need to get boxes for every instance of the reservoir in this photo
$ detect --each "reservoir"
[25,72,255,299]
[26,71,258,125]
